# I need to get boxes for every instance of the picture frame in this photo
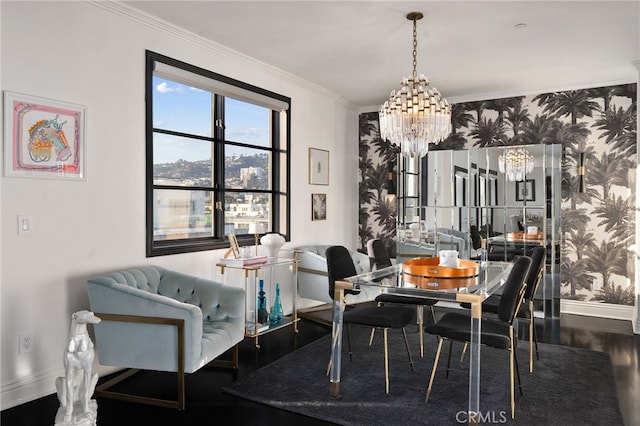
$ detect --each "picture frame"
[311,193,327,221]
[227,234,241,258]
[308,148,329,185]
[516,179,535,202]
[4,91,86,180]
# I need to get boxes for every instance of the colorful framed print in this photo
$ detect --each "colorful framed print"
[308,148,329,185]
[4,91,86,180]
[312,193,327,221]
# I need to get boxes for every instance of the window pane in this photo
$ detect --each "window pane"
[153,76,212,137]
[225,97,270,147]
[225,146,271,190]
[153,189,213,240]
[224,192,271,235]
[153,133,213,187]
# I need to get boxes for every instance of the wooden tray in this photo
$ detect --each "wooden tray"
[506,231,544,241]
[402,257,479,289]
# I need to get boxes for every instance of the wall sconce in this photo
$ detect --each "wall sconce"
[577,152,586,193]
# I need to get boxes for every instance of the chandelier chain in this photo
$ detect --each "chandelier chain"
[412,18,418,78]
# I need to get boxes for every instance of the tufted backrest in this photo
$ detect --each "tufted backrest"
[91,266,231,322]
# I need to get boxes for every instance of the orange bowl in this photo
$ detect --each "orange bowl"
[402,257,479,289]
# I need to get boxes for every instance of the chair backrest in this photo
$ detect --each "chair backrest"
[469,225,482,250]
[367,239,393,270]
[498,255,532,324]
[524,246,546,300]
[326,245,359,300]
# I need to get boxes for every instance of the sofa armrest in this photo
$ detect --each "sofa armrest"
[87,279,204,373]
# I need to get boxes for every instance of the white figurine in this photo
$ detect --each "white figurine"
[55,310,101,425]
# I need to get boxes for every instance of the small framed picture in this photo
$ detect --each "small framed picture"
[312,193,327,221]
[309,148,329,185]
[4,91,86,180]
[227,234,241,258]
[516,179,535,202]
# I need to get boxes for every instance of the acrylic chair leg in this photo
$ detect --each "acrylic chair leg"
[383,328,390,393]
[426,337,444,402]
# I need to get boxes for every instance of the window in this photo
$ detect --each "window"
[146,51,291,256]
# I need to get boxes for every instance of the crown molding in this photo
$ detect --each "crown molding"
[88,0,347,105]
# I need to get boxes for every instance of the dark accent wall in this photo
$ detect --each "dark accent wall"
[359,83,637,306]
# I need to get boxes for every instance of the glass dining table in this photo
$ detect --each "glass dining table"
[328,259,514,425]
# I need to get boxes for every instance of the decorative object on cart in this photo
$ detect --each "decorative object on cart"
[378,12,452,158]
[260,232,285,261]
[498,147,534,181]
[54,310,101,426]
[257,279,269,324]
[269,283,284,326]
[4,91,87,180]
[226,234,241,258]
[248,222,265,256]
[308,147,329,185]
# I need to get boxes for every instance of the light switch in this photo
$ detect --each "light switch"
[17,214,34,235]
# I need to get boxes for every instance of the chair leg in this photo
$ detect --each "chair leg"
[509,333,516,419]
[460,342,468,362]
[383,328,390,393]
[417,305,424,358]
[445,340,454,378]
[401,327,415,373]
[369,327,376,346]
[346,324,353,362]
[426,337,444,402]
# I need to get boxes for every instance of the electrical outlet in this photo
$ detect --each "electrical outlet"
[19,332,33,354]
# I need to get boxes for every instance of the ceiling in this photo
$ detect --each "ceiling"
[124,1,639,108]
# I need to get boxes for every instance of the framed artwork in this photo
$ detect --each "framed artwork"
[312,193,327,221]
[227,234,241,258]
[4,91,86,180]
[308,148,329,185]
[516,179,535,202]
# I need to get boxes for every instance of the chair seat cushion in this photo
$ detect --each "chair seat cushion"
[344,306,414,329]
[424,312,513,349]
[375,293,438,306]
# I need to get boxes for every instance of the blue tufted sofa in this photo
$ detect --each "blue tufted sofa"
[292,245,382,305]
[87,265,245,409]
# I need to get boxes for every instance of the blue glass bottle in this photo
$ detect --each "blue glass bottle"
[269,283,283,326]
[257,279,268,324]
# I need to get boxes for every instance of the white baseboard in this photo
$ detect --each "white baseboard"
[1,365,122,410]
[560,299,634,322]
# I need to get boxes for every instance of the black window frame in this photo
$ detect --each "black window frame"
[145,50,291,257]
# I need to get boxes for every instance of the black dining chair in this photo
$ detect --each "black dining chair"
[325,245,415,393]
[478,246,546,372]
[424,255,532,419]
[367,239,438,357]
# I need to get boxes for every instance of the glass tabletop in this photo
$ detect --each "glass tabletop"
[344,260,513,302]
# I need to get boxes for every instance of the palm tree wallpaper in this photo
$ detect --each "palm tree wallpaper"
[359,83,637,306]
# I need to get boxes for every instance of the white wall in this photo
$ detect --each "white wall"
[0,1,359,408]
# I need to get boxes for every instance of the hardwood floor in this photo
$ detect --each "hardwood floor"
[2,313,638,425]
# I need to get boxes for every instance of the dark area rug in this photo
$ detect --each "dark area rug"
[223,325,623,425]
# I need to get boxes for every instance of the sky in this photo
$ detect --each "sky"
[153,77,271,163]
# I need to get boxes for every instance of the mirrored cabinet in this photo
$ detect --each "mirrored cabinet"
[396,144,561,318]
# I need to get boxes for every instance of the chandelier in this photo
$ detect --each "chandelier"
[498,147,534,181]
[379,12,452,158]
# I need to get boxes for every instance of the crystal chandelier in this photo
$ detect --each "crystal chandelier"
[379,12,452,158]
[498,147,534,181]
